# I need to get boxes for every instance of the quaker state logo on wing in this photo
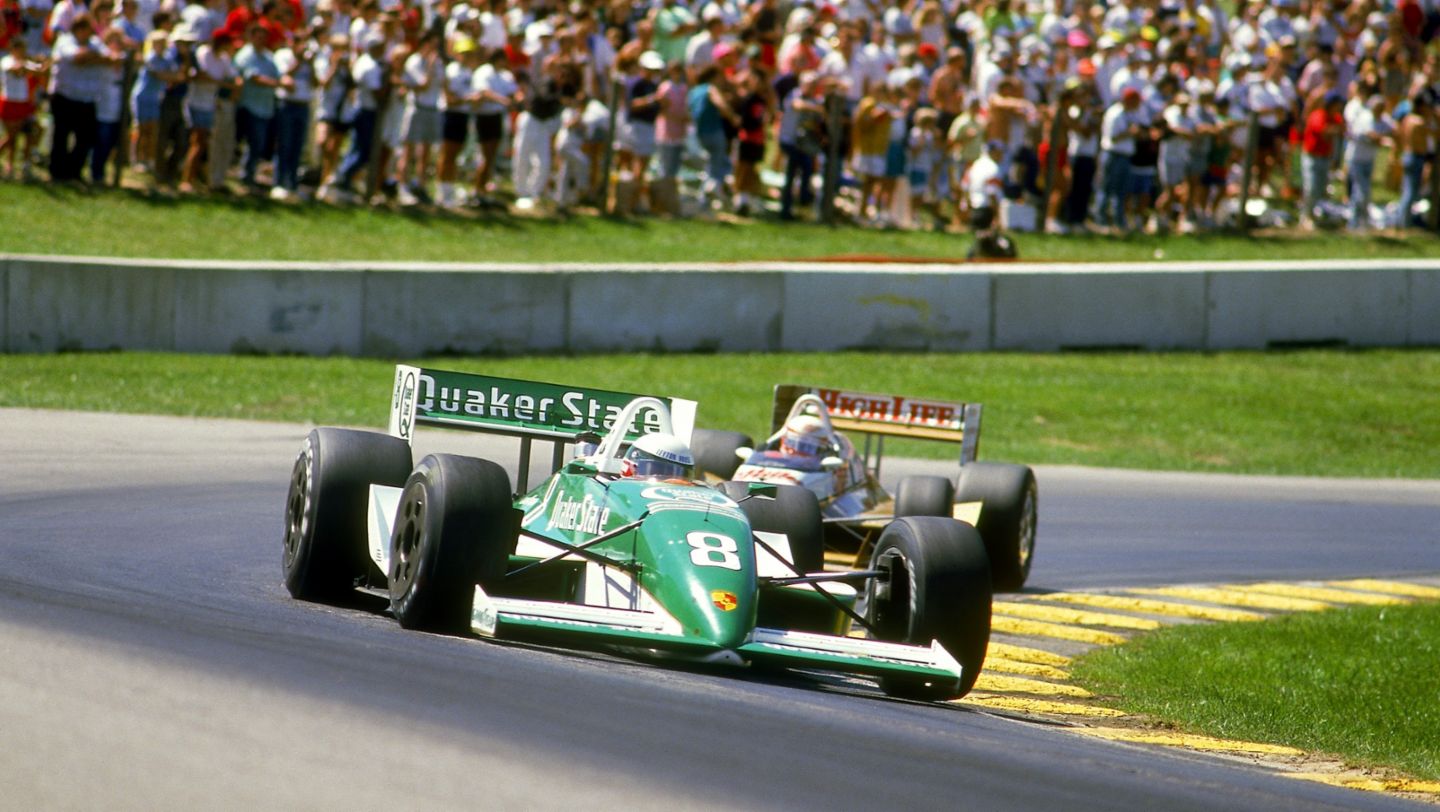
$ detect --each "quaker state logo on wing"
[711,590,738,612]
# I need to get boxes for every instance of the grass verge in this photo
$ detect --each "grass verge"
[1070,601,1440,781]
[2,349,1437,477]
[4,182,1440,263]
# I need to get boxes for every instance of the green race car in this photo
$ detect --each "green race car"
[281,366,993,701]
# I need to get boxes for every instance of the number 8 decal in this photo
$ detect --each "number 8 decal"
[687,531,741,571]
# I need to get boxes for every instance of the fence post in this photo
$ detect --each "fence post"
[600,78,620,214]
[1429,155,1440,231]
[1236,109,1259,232]
[819,92,844,223]
[113,52,137,187]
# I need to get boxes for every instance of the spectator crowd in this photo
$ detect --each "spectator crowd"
[4,0,1440,233]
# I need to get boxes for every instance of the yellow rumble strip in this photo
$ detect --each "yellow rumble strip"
[984,657,1070,680]
[1039,592,1265,623]
[1129,586,1333,613]
[1071,727,1305,756]
[958,694,1126,718]
[1324,579,1440,600]
[1289,773,1440,794]
[986,642,1072,667]
[990,616,1129,645]
[972,674,1093,698]
[1231,583,1408,606]
[992,601,1163,631]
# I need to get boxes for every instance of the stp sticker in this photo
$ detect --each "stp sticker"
[711,590,738,612]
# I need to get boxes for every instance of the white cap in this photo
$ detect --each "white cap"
[639,50,665,70]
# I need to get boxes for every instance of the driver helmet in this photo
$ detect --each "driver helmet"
[622,432,695,479]
[779,414,832,457]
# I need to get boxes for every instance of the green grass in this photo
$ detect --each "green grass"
[4,182,1440,263]
[1071,602,1440,780]
[2,349,1438,478]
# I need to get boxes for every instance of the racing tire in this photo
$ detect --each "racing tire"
[957,463,1038,592]
[692,429,755,480]
[388,454,518,633]
[282,428,412,602]
[894,475,956,518]
[719,481,824,574]
[867,517,992,701]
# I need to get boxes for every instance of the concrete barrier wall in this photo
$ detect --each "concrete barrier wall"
[2,255,1438,355]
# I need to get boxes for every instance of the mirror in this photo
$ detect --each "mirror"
[735,446,755,459]
[564,459,599,475]
[820,456,845,471]
[745,482,778,500]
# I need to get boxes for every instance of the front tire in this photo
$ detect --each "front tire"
[692,429,755,480]
[719,481,824,573]
[388,454,518,633]
[894,475,956,518]
[956,463,1038,592]
[867,517,992,700]
[282,428,412,601]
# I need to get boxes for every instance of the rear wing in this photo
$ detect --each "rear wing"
[770,384,981,467]
[387,365,697,488]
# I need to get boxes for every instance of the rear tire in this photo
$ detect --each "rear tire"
[719,481,824,573]
[692,429,754,480]
[956,463,1038,592]
[282,428,412,601]
[388,454,518,633]
[895,475,956,518]
[867,517,992,700]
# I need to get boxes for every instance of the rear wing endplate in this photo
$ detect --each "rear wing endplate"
[771,384,980,466]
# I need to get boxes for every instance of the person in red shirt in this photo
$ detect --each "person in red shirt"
[1299,92,1344,228]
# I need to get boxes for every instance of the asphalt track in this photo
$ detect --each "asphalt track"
[2,408,1437,811]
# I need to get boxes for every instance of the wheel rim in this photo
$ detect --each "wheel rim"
[282,454,310,569]
[391,488,426,593]
[1016,483,1037,572]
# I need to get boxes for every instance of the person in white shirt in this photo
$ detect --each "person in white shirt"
[1345,94,1391,230]
[470,46,517,199]
[436,35,481,208]
[1096,87,1141,230]
[183,33,238,192]
[272,36,317,198]
[397,30,444,204]
[325,30,385,199]
[1,37,46,178]
[964,138,1006,227]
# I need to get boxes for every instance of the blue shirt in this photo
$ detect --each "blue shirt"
[688,83,725,138]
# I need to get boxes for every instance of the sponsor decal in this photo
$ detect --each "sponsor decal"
[815,387,964,431]
[547,493,612,535]
[415,370,669,439]
[733,466,802,484]
[711,590,739,611]
[640,485,733,506]
[398,370,417,439]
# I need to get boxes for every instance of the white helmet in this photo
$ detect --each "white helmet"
[623,433,695,479]
[779,414,832,457]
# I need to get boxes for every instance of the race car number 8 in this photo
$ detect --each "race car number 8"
[687,531,741,571]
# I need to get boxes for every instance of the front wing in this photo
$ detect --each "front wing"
[470,586,966,687]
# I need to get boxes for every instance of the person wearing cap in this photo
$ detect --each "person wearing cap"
[654,59,691,191]
[1062,75,1102,231]
[1095,85,1142,231]
[130,29,176,177]
[853,80,895,224]
[1156,86,1197,233]
[617,50,666,212]
[312,33,350,192]
[433,34,478,209]
[1297,90,1344,227]
[511,47,567,210]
